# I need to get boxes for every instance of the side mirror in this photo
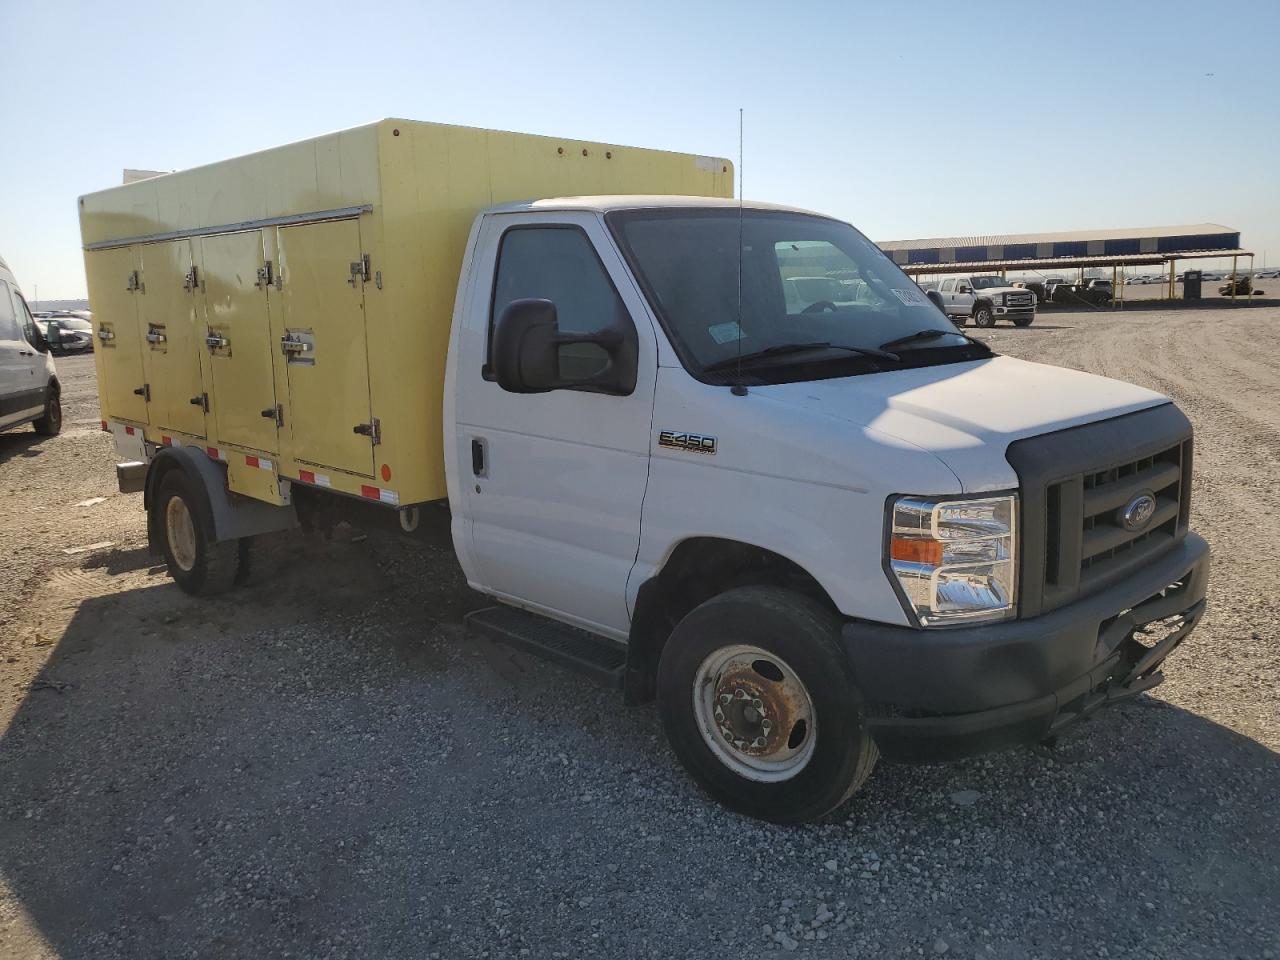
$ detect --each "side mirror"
[492,298,637,396]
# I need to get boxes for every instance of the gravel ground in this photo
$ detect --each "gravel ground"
[1,309,1278,960]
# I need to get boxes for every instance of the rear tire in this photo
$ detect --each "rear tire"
[153,470,245,595]
[33,388,61,436]
[973,304,996,327]
[656,586,878,823]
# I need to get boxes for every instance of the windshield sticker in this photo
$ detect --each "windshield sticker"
[708,321,744,344]
[890,288,927,306]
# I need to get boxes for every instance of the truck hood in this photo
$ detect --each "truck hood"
[749,356,1169,491]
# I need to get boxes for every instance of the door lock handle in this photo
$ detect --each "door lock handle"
[189,393,209,411]
[260,404,283,426]
[133,384,151,401]
[471,437,487,477]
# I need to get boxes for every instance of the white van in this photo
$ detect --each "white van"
[0,256,61,436]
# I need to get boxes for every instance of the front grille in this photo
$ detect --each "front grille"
[1006,404,1194,617]
[1006,291,1034,308]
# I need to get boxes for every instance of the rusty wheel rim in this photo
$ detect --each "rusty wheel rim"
[693,644,816,782]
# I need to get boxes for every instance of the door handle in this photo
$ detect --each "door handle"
[260,404,283,426]
[471,437,487,477]
[190,393,209,411]
[19,350,33,357]
[133,384,151,401]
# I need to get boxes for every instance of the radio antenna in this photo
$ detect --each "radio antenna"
[731,107,748,397]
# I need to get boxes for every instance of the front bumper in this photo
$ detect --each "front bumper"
[994,305,1035,318]
[843,532,1209,762]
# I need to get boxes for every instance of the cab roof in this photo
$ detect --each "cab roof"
[484,195,831,218]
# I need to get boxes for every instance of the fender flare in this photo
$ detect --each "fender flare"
[144,446,297,549]
[971,297,994,316]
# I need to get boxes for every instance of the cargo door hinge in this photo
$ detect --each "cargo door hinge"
[255,261,279,289]
[183,265,201,291]
[348,254,371,287]
[126,270,144,293]
[353,417,381,445]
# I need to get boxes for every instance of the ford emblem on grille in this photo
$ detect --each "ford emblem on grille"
[1121,492,1157,531]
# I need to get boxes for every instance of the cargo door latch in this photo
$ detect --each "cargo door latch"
[260,404,284,427]
[353,417,381,445]
[348,254,371,287]
[132,383,151,401]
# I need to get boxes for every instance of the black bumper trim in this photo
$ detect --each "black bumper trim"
[844,532,1209,762]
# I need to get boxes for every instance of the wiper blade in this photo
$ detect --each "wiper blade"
[879,328,991,351]
[703,341,899,373]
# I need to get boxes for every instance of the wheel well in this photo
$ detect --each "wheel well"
[623,538,836,704]
[972,298,993,314]
[47,376,60,395]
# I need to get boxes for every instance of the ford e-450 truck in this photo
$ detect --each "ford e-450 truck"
[79,120,1208,823]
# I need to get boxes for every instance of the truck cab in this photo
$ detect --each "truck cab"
[440,197,1207,820]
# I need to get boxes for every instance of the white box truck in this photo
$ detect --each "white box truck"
[81,120,1209,822]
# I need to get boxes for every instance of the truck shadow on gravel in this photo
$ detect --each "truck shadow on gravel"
[1,540,1277,958]
[0,432,48,464]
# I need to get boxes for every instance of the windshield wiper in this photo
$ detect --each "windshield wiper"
[703,341,899,373]
[878,328,991,352]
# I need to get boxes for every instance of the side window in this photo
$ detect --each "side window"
[940,279,954,293]
[12,291,39,346]
[488,226,632,382]
[0,280,20,341]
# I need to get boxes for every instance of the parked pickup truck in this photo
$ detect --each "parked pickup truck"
[922,275,1036,327]
[80,120,1209,823]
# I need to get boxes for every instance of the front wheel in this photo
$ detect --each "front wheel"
[972,305,996,327]
[33,389,61,436]
[657,586,879,823]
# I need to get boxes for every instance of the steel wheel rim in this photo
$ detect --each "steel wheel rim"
[692,644,817,783]
[165,496,197,572]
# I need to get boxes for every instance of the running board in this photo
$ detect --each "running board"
[465,605,627,689]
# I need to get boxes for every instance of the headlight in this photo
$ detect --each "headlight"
[887,494,1017,626]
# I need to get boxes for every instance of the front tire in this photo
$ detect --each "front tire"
[656,586,878,823]
[153,470,246,595]
[33,388,61,436]
[972,304,996,327]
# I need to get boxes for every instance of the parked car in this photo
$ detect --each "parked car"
[43,313,95,354]
[1080,279,1114,304]
[0,256,61,436]
[919,274,1035,327]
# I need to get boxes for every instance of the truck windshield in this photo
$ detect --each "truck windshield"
[607,208,974,382]
[969,276,1007,289]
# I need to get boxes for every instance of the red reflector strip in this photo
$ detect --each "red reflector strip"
[245,455,260,468]
[100,420,108,432]
[162,436,173,446]
[360,485,380,500]
[299,469,316,484]
[206,446,223,460]
[125,426,136,436]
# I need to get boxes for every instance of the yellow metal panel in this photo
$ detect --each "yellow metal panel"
[275,218,374,477]
[138,239,208,437]
[84,245,149,424]
[198,232,279,454]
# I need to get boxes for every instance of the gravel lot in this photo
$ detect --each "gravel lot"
[2,307,1278,959]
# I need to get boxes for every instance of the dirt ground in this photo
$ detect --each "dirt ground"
[1,307,1277,959]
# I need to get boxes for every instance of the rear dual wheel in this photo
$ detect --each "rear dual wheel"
[153,470,249,595]
[657,586,878,823]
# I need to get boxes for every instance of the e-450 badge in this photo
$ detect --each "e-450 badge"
[659,430,717,455]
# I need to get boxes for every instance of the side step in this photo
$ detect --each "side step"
[465,605,627,689]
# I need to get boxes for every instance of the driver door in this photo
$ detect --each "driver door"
[453,212,658,638]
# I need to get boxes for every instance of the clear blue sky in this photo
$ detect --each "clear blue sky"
[3,0,1277,299]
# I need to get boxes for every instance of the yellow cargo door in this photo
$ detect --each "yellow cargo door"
[138,239,208,437]
[276,219,374,477]
[84,245,149,424]
[198,232,279,454]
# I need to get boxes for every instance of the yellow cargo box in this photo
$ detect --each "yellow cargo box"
[80,119,732,507]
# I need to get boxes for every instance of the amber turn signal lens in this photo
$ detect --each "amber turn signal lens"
[890,536,943,566]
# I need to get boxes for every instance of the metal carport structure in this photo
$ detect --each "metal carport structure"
[877,224,1255,304]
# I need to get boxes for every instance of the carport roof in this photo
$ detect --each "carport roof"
[877,224,1243,272]
[898,249,1253,277]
